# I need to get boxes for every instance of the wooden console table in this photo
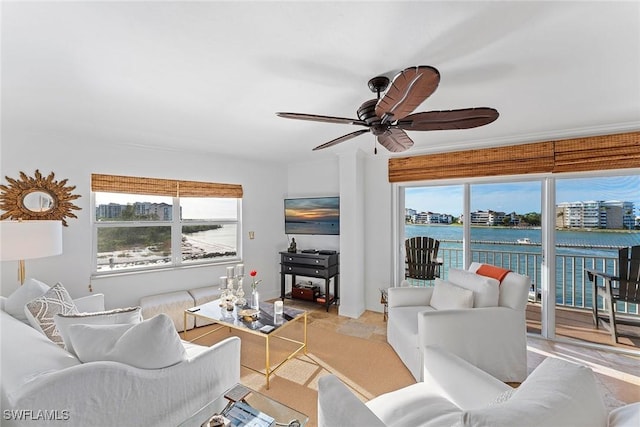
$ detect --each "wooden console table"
[280,251,339,312]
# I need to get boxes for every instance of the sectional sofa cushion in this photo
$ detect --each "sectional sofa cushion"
[68,313,187,369]
[4,278,50,323]
[24,283,78,346]
[54,306,143,355]
[447,268,500,308]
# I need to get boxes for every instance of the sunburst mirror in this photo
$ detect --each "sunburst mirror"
[0,170,81,226]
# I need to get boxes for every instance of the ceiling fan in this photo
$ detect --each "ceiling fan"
[277,65,499,153]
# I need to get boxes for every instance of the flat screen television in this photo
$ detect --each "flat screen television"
[284,196,340,235]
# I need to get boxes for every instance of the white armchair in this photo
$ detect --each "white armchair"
[387,262,530,382]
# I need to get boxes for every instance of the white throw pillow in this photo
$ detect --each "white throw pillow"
[447,268,500,308]
[24,282,78,346]
[430,279,474,310]
[68,313,187,369]
[54,306,143,355]
[72,293,106,313]
[3,278,50,323]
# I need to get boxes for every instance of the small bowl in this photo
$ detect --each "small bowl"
[239,308,259,322]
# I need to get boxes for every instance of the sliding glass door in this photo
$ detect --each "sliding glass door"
[554,174,640,348]
[399,171,639,349]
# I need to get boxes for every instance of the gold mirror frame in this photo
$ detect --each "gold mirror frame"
[0,170,81,226]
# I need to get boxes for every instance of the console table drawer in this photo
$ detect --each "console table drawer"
[281,254,336,267]
[291,287,319,301]
[281,264,338,278]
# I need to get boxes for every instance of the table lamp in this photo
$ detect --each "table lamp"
[0,220,63,284]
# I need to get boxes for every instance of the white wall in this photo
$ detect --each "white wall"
[363,155,394,311]
[285,158,340,252]
[286,152,393,317]
[338,150,366,317]
[2,132,394,316]
[1,132,288,308]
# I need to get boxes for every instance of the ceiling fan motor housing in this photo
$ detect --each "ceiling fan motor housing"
[357,99,380,125]
[358,99,390,135]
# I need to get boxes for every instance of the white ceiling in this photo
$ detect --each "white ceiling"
[2,1,640,163]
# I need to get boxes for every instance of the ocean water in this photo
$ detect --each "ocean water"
[186,225,237,251]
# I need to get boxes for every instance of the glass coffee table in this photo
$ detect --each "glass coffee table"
[179,383,308,427]
[184,299,307,389]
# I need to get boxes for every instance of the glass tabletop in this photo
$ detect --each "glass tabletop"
[188,299,305,334]
[179,384,308,427]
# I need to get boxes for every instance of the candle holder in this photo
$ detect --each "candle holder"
[219,264,248,307]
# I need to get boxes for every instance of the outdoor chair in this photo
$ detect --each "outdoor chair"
[405,236,442,285]
[586,245,640,343]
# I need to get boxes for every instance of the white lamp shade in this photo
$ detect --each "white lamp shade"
[0,220,63,261]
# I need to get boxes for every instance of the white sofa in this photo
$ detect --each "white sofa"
[140,285,222,331]
[318,345,638,427]
[387,262,530,382]
[0,291,240,427]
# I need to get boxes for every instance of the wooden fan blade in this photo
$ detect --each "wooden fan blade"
[377,128,414,153]
[375,66,440,122]
[312,129,370,151]
[277,112,366,126]
[396,107,499,130]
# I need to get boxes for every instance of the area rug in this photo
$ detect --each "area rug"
[184,319,415,426]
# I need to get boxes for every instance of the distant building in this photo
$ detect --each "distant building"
[468,210,506,226]
[556,200,634,229]
[415,211,453,224]
[406,208,453,224]
[96,202,173,220]
[405,208,417,223]
[96,202,123,219]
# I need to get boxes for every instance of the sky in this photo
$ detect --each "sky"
[405,176,640,216]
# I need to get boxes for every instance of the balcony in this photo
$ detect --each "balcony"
[406,247,640,350]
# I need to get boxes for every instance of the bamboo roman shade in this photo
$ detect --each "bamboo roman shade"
[388,131,640,183]
[91,174,243,198]
[553,132,640,173]
[389,142,554,182]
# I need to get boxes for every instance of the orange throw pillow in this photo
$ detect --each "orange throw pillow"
[476,264,511,283]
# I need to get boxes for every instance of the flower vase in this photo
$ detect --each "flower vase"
[251,289,259,310]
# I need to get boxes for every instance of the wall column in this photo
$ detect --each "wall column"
[338,149,365,318]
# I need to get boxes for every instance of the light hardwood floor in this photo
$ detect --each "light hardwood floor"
[298,301,640,409]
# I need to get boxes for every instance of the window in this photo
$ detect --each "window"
[404,185,464,284]
[469,181,542,277]
[91,174,242,274]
